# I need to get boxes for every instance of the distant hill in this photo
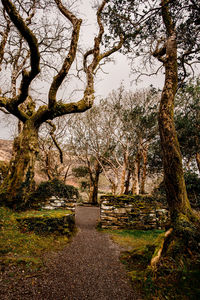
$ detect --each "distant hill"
[0,139,13,162]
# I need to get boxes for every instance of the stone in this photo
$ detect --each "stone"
[100,195,169,230]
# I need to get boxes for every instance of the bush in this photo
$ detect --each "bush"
[72,166,89,178]
[28,178,79,209]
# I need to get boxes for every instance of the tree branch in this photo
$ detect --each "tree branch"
[1,0,40,106]
[48,0,82,108]
[46,120,64,164]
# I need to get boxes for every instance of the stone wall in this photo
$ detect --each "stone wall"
[42,196,76,212]
[100,195,169,230]
[16,210,75,236]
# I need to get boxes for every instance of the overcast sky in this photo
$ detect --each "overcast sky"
[78,1,165,97]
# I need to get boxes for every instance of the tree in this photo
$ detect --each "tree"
[67,105,114,204]
[104,0,200,276]
[0,0,123,209]
[38,120,72,182]
[104,0,200,224]
[103,86,159,195]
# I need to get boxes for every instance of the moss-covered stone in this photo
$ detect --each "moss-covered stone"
[100,194,169,230]
[16,209,75,236]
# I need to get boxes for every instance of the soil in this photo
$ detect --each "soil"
[0,206,141,300]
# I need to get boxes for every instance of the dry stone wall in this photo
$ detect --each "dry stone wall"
[100,195,169,230]
[42,196,76,212]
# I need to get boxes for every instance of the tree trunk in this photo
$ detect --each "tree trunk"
[158,12,195,227]
[120,149,129,194]
[140,144,148,194]
[0,120,39,209]
[124,168,131,194]
[132,146,142,195]
[196,152,200,174]
[88,161,101,205]
[150,0,200,274]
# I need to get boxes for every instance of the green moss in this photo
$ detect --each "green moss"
[16,209,75,236]
[0,207,72,269]
[101,194,160,209]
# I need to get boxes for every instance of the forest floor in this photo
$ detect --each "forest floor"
[0,206,141,300]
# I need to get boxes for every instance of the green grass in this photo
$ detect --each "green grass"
[15,209,73,218]
[0,207,72,270]
[105,229,164,250]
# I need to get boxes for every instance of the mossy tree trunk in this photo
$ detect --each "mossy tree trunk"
[154,0,199,229]
[1,120,39,209]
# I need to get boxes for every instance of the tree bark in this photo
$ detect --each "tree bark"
[120,149,129,194]
[0,120,39,209]
[140,144,148,194]
[88,160,101,205]
[124,168,131,194]
[196,152,200,174]
[132,145,142,195]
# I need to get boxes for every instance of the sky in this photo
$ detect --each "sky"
[0,0,165,140]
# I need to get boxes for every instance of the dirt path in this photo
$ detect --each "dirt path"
[1,206,141,300]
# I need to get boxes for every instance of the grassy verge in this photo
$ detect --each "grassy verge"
[105,229,200,299]
[0,207,73,271]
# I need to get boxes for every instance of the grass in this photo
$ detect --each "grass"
[106,229,164,250]
[0,207,72,270]
[15,209,73,218]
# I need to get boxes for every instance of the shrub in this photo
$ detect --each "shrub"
[28,178,79,209]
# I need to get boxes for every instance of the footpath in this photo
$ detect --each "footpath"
[2,206,140,300]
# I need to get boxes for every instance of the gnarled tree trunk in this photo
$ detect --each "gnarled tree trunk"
[158,13,194,227]
[150,0,200,275]
[0,120,39,209]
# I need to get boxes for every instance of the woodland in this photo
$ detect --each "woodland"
[0,0,200,299]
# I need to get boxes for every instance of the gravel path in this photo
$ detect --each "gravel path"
[1,206,141,300]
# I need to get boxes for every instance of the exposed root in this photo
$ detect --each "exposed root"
[151,227,173,270]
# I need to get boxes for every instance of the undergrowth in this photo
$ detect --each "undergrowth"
[106,229,200,299]
[0,207,71,271]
